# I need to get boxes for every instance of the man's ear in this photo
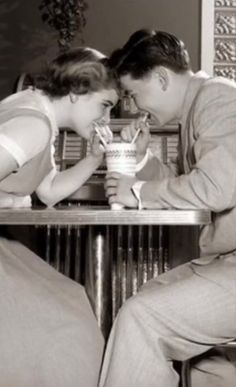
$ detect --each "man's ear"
[154,66,169,91]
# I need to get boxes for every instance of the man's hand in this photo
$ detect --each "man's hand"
[105,172,138,208]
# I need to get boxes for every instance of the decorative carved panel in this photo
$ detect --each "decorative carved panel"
[214,0,236,79]
[201,0,236,80]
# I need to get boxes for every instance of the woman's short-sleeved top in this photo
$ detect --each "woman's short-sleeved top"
[0,89,58,196]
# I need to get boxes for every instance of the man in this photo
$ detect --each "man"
[100,29,236,387]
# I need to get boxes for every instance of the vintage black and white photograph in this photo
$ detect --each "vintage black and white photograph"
[0,0,235,386]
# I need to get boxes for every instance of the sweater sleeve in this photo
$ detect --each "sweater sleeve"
[136,150,179,181]
[139,81,236,211]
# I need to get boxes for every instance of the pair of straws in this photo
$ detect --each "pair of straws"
[130,112,149,144]
[93,122,110,148]
[94,112,149,147]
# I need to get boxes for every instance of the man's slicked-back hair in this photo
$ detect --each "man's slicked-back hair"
[109,29,191,79]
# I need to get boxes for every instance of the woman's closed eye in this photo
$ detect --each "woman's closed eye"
[101,103,114,118]
[102,101,113,110]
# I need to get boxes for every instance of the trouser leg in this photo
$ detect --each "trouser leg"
[99,262,236,387]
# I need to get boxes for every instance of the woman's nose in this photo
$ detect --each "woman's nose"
[100,111,111,125]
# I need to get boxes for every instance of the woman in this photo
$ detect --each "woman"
[0,47,118,387]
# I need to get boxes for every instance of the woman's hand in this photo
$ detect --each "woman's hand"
[90,125,113,159]
[105,172,138,208]
[89,132,105,160]
[120,116,150,160]
[96,125,113,144]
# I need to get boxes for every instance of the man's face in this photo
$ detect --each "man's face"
[120,70,175,127]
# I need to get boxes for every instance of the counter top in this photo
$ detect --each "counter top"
[0,206,212,226]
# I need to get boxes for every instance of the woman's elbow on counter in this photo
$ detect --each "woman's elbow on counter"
[36,191,59,208]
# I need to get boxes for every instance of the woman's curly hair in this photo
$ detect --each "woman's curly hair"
[31,47,119,97]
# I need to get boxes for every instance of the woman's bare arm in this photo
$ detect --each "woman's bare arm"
[0,144,18,181]
[36,134,104,207]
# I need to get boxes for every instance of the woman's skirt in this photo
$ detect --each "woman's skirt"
[0,237,104,387]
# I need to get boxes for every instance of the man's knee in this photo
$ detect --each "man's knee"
[117,294,150,324]
[115,292,165,337]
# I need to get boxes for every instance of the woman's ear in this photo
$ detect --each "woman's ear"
[154,67,169,91]
[69,93,79,103]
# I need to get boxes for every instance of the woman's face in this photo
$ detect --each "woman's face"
[69,88,119,139]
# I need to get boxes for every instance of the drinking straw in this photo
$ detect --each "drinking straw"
[93,122,108,148]
[131,113,149,144]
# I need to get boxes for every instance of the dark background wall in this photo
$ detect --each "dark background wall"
[0,0,201,99]
[84,0,201,68]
